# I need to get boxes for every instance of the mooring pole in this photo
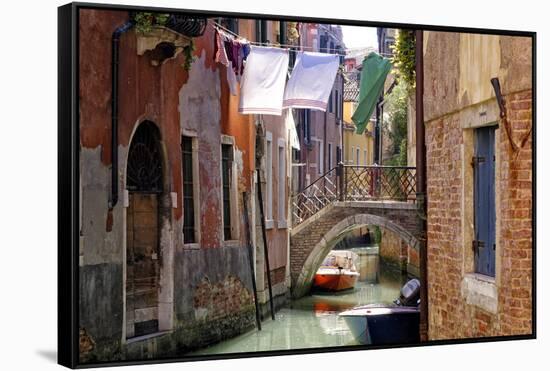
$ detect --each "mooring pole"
[242,192,262,330]
[415,29,429,342]
[256,168,276,321]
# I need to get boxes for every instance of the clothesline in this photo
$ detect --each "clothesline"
[213,19,391,126]
[213,21,393,58]
[213,22,346,55]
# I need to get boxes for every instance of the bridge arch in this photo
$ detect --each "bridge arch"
[290,202,423,298]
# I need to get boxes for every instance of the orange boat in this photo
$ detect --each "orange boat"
[313,251,360,291]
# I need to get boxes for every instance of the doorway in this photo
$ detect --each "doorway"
[125,121,163,338]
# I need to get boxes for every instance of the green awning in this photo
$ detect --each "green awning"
[351,52,392,134]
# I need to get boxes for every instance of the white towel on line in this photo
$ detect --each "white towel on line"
[285,109,300,151]
[239,46,289,116]
[283,51,340,111]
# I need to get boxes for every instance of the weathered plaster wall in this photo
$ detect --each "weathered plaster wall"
[178,49,224,248]
[79,9,258,362]
[262,114,290,272]
[424,32,532,122]
[423,31,460,123]
[424,31,533,340]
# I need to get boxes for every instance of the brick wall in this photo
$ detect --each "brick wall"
[426,112,468,339]
[497,90,533,335]
[426,90,532,339]
[379,229,407,270]
[290,202,423,297]
[264,266,287,287]
[193,275,253,320]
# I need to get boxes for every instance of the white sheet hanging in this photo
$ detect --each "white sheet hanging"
[239,46,289,116]
[283,51,340,111]
[285,109,300,150]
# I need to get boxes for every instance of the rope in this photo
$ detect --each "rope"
[213,21,391,58]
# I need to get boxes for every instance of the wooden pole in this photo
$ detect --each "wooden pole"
[256,168,276,321]
[242,192,262,330]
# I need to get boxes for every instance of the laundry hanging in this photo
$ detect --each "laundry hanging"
[285,109,300,150]
[239,46,289,116]
[214,29,250,96]
[352,52,392,135]
[283,51,340,111]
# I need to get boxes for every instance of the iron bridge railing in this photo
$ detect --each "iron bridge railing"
[292,163,417,226]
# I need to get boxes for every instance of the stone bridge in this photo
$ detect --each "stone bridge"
[289,164,424,298]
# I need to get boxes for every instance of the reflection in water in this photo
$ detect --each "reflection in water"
[190,246,407,355]
[351,245,380,284]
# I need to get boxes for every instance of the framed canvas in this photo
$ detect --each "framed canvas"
[58,2,536,368]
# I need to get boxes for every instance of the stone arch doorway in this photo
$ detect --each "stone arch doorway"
[292,213,420,298]
[125,121,165,338]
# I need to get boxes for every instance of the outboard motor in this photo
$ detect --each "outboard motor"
[393,278,420,307]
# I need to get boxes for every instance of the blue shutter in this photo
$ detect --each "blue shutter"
[474,126,496,276]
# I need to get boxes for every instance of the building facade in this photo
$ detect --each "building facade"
[342,73,374,166]
[78,10,294,362]
[292,23,345,193]
[423,32,533,339]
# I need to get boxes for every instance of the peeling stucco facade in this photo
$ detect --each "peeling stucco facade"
[78,9,292,362]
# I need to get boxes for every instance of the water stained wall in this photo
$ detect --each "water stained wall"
[78,9,263,362]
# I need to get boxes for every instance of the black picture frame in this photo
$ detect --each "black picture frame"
[58,2,536,368]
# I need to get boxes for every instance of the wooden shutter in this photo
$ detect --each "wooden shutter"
[181,136,195,243]
[222,144,233,240]
[473,126,496,276]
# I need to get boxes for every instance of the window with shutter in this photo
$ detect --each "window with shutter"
[220,18,239,34]
[473,126,496,277]
[256,20,268,43]
[181,136,195,243]
[303,109,311,145]
[221,143,233,240]
[328,143,333,170]
[320,34,328,53]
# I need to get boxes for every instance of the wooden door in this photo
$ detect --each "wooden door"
[126,192,160,338]
[473,126,496,277]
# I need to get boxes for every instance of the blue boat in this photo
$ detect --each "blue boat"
[339,279,421,345]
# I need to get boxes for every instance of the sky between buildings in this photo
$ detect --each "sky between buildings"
[341,25,378,50]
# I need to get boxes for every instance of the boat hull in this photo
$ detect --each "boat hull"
[313,272,358,291]
[340,306,420,345]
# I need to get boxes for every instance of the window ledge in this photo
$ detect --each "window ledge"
[265,219,274,229]
[223,240,241,248]
[182,242,200,250]
[461,273,498,314]
[277,220,288,229]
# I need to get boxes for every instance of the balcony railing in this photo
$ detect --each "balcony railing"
[292,164,417,226]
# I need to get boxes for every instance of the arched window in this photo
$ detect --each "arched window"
[126,121,163,193]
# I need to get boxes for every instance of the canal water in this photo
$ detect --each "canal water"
[191,246,408,355]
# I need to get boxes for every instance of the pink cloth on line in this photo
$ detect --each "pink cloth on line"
[214,30,238,96]
[215,30,229,66]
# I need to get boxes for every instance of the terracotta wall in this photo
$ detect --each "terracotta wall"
[78,9,261,361]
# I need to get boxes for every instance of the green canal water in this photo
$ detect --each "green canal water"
[191,246,408,355]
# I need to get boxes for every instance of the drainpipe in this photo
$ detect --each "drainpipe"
[341,72,344,164]
[415,29,428,342]
[109,20,134,208]
[374,101,381,164]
